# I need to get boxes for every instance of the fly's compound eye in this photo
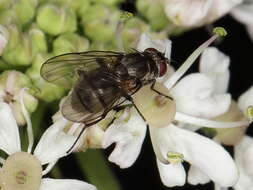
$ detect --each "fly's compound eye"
[159,60,167,77]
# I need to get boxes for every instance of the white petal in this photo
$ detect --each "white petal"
[238,86,253,116]
[40,178,97,190]
[242,139,253,177]
[188,165,210,185]
[150,124,238,187]
[208,0,243,23]
[0,102,21,154]
[234,136,253,190]
[214,184,229,190]
[246,24,253,41]
[231,4,253,26]
[164,0,242,26]
[102,108,147,168]
[199,47,230,94]
[170,73,231,118]
[164,0,212,26]
[34,117,76,165]
[136,33,172,58]
[157,159,186,187]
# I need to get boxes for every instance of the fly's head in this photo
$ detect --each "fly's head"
[144,48,169,77]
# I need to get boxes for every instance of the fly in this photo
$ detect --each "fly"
[40,48,171,152]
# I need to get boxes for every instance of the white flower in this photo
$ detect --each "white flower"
[183,47,253,187]
[102,31,250,187]
[0,94,96,190]
[0,70,38,126]
[163,0,242,27]
[231,0,253,41]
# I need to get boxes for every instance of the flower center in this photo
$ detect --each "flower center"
[2,91,14,103]
[0,152,42,190]
[213,101,247,145]
[133,82,176,127]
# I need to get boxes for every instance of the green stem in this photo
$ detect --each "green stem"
[76,149,122,190]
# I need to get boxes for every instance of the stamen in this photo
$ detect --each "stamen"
[175,112,250,128]
[167,151,184,164]
[42,160,57,176]
[18,88,34,153]
[165,27,227,90]
[247,106,253,122]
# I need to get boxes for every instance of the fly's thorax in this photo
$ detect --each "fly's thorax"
[118,52,159,80]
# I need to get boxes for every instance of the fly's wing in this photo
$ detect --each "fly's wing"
[40,51,124,89]
[60,71,124,124]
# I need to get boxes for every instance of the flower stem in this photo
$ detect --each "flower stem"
[76,150,122,190]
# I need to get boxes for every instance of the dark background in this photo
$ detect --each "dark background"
[53,1,253,190]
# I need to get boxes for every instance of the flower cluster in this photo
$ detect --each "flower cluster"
[0,0,252,190]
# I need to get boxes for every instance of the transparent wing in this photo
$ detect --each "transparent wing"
[61,85,123,124]
[40,51,123,89]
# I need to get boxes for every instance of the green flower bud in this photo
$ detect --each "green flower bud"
[36,3,77,36]
[2,33,33,66]
[13,0,38,27]
[0,9,17,25]
[121,17,150,48]
[89,41,116,51]
[2,25,47,66]
[0,0,12,11]
[26,54,66,102]
[53,33,89,55]
[2,25,20,52]
[43,0,91,17]
[81,4,120,43]
[0,70,38,125]
[92,0,122,6]
[29,25,48,53]
[136,0,169,31]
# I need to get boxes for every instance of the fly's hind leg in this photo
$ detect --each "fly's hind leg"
[150,80,173,100]
[66,113,108,154]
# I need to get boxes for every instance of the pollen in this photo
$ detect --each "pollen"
[133,82,176,128]
[0,152,42,190]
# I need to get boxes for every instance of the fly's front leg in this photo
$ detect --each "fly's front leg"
[124,94,147,123]
[150,80,173,100]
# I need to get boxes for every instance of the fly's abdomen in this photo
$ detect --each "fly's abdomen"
[61,70,121,123]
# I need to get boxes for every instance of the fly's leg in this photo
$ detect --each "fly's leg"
[66,114,107,154]
[150,80,173,100]
[124,94,147,123]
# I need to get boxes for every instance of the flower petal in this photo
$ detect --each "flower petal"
[164,0,212,26]
[149,124,238,187]
[188,165,210,185]
[0,102,21,154]
[157,159,186,187]
[231,4,253,26]
[40,178,97,190]
[199,47,230,94]
[34,117,76,165]
[234,136,253,190]
[137,33,172,59]
[102,108,147,168]
[238,86,253,116]
[170,73,231,118]
[164,0,242,26]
